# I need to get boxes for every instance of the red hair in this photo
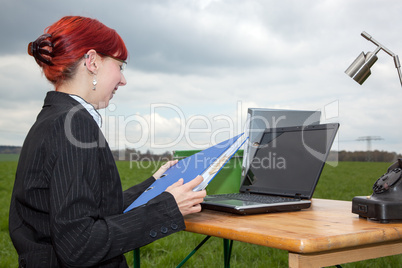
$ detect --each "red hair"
[31,16,128,88]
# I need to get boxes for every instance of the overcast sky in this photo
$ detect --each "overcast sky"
[1,0,402,155]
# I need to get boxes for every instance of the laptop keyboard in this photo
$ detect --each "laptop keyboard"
[207,193,299,204]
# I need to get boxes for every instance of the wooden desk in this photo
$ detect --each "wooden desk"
[184,199,402,267]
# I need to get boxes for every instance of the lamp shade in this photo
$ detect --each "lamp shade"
[345,51,378,85]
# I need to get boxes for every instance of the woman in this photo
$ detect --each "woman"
[9,16,206,268]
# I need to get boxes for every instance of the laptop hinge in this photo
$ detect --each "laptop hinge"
[295,193,302,200]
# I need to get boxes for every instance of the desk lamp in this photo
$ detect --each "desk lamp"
[345,31,402,87]
[347,32,402,223]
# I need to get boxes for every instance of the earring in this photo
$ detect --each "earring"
[92,75,97,90]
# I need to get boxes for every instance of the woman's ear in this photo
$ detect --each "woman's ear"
[84,49,98,74]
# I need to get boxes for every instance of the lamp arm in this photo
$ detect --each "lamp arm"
[362,31,402,87]
[362,31,395,57]
[394,55,402,87]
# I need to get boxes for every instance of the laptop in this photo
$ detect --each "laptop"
[242,108,321,183]
[201,123,339,215]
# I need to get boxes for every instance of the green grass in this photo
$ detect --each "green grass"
[0,154,19,162]
[1,160,401,267]
[0,161,18,268]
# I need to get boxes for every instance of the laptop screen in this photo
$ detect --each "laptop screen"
[241,123,339,199]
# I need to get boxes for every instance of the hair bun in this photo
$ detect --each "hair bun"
[28,34,54,66]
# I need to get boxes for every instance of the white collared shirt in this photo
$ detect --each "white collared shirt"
[69,95,102,128]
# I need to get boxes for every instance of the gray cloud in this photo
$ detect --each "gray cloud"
[1,0,402,154]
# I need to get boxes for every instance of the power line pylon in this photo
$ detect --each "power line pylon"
[356,136,383,161]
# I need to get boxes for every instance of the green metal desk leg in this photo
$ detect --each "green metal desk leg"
[223,239,233,268]
[133,248,140,268]
[176,236,211,268]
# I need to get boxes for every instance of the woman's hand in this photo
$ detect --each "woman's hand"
[153,160,178,180]
[165,175,207,216]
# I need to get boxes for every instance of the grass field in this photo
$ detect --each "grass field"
[1,157,401,267]
[0,154,19,162]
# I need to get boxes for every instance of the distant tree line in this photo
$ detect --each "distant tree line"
[114,149,401,163]
[335,150,401,162]
[1,146,401,163]
[0,146,21,154]
[111,148,173,162]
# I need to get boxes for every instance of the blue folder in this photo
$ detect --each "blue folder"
[124,133,247,213]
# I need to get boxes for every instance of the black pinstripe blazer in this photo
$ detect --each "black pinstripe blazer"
[9,91,185,268]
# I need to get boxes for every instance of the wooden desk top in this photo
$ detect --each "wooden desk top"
[184,199,402,254]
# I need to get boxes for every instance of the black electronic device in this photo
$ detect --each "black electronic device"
[352,159,402,223]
